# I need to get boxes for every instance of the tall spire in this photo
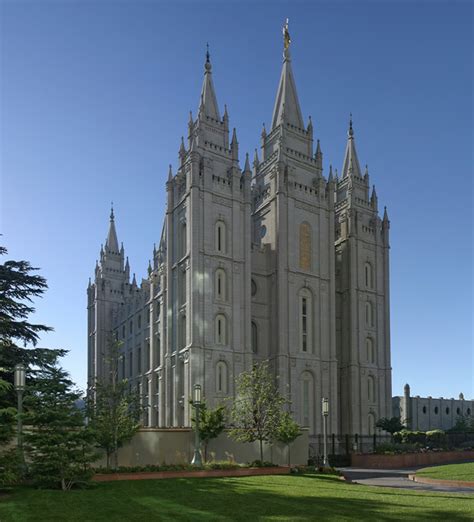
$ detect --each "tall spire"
[106,203,119,252]
[198,44,221,121]
[271,20,304,130]
[342,114,362,178]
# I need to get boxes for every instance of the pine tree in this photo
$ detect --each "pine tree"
[229,361,286,463]
[24,364,97,490]
[87,339,140,470]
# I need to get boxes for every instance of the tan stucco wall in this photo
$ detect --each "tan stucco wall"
[94,428,309,467]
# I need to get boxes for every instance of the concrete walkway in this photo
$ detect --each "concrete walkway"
[338,467,474,494]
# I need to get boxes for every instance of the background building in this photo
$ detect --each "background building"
[393,384,473,431]
[87,33,392,441]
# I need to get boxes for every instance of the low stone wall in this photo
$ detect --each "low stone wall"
[351,450,474,469]
[94,428,309,467]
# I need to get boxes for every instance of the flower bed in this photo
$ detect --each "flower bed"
[351,450,474,469]
[93,466,290,482]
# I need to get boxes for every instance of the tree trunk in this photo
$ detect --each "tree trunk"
[288,443,291,467]
[61,478,66,492]
[106,451,111,470]
[259,438,263,464]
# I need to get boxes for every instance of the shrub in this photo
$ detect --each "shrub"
[0,450,22,488]
[426,429,447,448]
[393,430,426,445]
[374,442,420,454]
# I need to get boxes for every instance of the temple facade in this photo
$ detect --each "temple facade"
[87,32,392,440]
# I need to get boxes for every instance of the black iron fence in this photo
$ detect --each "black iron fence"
[308,431,474,466]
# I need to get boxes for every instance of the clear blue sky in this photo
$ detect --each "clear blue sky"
[1,1,472,399]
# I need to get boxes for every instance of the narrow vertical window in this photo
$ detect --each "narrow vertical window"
[251,321,258,353]
[137,346,142,374]
[366,337,375,364]
[216,361,228,394]
[368,375,376,402]
[215,221,226,254]
[215,314,227,345]
[301,371,314,433]
[365,301,374,328]
[365,262,374,289]
[215,269,226,301]
[299,289,312,353]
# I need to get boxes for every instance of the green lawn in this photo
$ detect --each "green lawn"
[0,474,473,521]
[417,462,474,482]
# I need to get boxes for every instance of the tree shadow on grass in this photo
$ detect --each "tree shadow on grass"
[0,476,472,522]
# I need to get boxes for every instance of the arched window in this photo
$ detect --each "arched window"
[456,407,461,415]
[365,301,374,328]
[422,406,427,414]
[215,221,226,254]
[301,371,314,433]
[215,314,227,345]
[299,222,312,271]
[434,406,439,414]
[299,288,312,353]
[215,269,226,301]
[368,413,376,435]
[368,375,376,403]
[365,262,374,289]
[216,361,228,394]
[467,408,471,415]
[366,338,375,364]
[251,321,258,353]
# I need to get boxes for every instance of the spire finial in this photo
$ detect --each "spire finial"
[348,113,354,137]
[110,201,114,221]
[205,42,211,72]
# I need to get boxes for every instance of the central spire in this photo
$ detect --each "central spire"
[342,115,362,178]
[105,203,119,252]
[271,19,304,130]
[198,44,221,121]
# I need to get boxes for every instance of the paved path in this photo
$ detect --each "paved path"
[338,467,474,494]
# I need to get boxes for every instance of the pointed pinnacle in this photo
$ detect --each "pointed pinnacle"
[328,164,333,182]
[223,104,229,121]
[307,115,313,131]
[110,202,114,221]
[253,148,259,167]
[231,127,238,144]
[261,123,267,138]
[316,139,322,156]
[168,164,173,181]
[383,206,389,221]
[244,152,251,172]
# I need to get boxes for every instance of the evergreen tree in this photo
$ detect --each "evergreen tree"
[87,339,140,470]
[24,364,97,490]
[229,361,286,463]
[191,401,226,462]
[275,411,301,466]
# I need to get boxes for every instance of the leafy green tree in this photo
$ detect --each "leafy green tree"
[229,361,286,463]
[87,339,140,470]
[375,417,405,436]
[275,411,301,466]
[24,364,97,490]
[449,414,474,433]
[191,401,226,462]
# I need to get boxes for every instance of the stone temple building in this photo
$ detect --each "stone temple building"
[393,384,473,432]
[87,30,392,441]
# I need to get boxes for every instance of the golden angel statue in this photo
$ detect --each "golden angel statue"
[283,18,291,50]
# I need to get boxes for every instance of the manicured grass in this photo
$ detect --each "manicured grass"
[0,473,473,521]
[417,462,474,482]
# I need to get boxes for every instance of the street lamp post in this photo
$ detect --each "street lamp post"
[14,364,26,470]
[191,384,202,467]
[322,397,329,467]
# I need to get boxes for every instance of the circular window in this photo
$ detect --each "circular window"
[251,279,257,297]
[457,408,461,415]
[422,406,427,414]
[434,407,439,414]
[445,407,450,415]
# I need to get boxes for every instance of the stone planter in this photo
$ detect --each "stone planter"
[351,450,474,469]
